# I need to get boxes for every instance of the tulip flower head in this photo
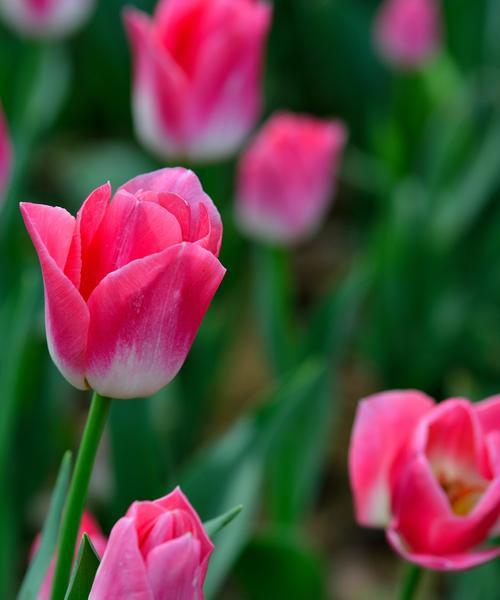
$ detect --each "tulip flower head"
[373,0,441,70]
[21,168,225,399]
[0,0,96,38]
[349,391,500,569]
[90,487,213,599]
[0,104,11,204]
[31,511,107,600]
[123,0,272,162]
[235,112,347,246]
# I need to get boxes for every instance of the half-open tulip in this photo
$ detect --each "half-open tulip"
[89,487,213,599]
[0,0,96,38]
[31,511,107,600]
[21,168,225,399]
[235,112,347,245]
[349,390,500,569]
[0,104,11,204]
[123,0,272,162]
[374,0,441,70]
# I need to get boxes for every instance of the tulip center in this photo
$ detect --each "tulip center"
[437,473,486,516]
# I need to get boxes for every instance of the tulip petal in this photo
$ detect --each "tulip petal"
[476,395,500,436]
[145,534,202,600]
[90,518,153,600]
[119,167,222,256]
[391,454,500,556]
[20,202,89,389]
[85,242,225,398]
[348,390,434,527]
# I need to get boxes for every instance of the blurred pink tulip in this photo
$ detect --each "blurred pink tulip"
[349,391,500,569]
[374,0,441,70]
[235,111,347,245]
[31,511,107,600]
[0,104,11,204]
[0,0,96,38]
[123,0,272,163]
[89,487,213,599]
[20,168,225,399]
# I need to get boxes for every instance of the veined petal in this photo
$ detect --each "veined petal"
[85,242,225,399]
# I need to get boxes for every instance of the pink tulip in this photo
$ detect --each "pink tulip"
[374,0,441,70]
[123,0,272,163]
[31,511,107,600]
[89,487,213,599]
[349,391,500,570]
[20,168,225,399]
[0,0,95,38]
[235,111,347,245]
[0,104,11,204]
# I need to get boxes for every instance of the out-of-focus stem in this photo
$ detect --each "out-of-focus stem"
[400,563,423,600]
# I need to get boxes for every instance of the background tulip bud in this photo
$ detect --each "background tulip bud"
[30,511,106,600]
[349,391,500,569]
[0,104,11,204]
[235,111,347,246]
[0,0,96,38]
[90,488,213,599]
[123,0,272,163]
[20,168,225,399]
[374,0,441,70]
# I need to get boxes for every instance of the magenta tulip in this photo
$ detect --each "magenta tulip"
[0,0,96,38]
[31,511,107,600]
[235,111,347,245]
[20,168,225,399]
[123,0,272,163]
[374,0,441,70]
[349,391,500,569]
[0,104,11,204]
[89,488,213,599]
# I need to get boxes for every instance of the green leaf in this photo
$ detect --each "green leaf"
[203,505,244,539]
[18,451,72,600]
[64,534,100,600]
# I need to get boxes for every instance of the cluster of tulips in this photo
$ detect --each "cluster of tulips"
[1,0,499,598]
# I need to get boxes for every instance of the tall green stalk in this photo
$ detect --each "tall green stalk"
[400,563,423,600]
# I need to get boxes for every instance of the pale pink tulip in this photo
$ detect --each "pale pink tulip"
[374,0,441,70]
[89,487,213,599]
[349,391,500,569]
[0,0,95,38]
[0,104,11,204]
[20,168,225,399]
[123,0,272,162]
[235,112,347,245]
[31,511,107,600]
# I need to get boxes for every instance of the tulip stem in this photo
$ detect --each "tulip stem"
[51,392,112,600]
[400,563,423,600]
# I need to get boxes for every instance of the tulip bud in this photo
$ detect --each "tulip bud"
[374,0,442,70]
[123,0,272,163]
[20,168,225,399]
[0,0,96,38]
[90,488,213,599]
[235,111,347,246]
[0,104,11,204]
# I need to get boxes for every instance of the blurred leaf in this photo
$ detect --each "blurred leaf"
[234,531,327,600]
[18,451,72,600]
[449,560,500,600]
[204,505,244,539]
[64,534,100,600]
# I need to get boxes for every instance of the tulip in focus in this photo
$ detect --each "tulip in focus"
[21,168,225,399]
[0,104,11,204]
[349,390,500,569]
[235,112,347,245]
[374,0,441,70]
[31,511,107,600]
[123,0,272,162]
[0,0,96,38]
[89,487,213,599]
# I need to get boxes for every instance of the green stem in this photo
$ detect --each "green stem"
[50,393,112,600]
[400,563,423,600]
